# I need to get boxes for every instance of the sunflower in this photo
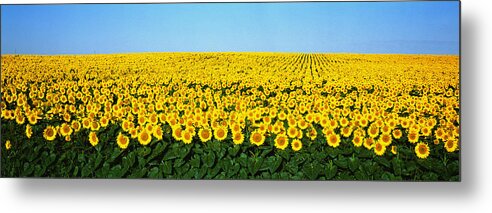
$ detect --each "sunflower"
[182,130,193,144]
[88,131,99,147]
[341,126,352,138]
[116,132,130,149]
[352,135,363,147]
[274,134,289,150]
[367,125,379,138]
[153,126,163,140]
[374,141,386,156]
[339,117,349,127]
[379,133,392,146]
[59,123,73,137]
[198,128,212,143]
[415,142,430,159]
[43,125,57,141]
[435,128,445,140]
[392,129,402,139]
[420,126,431,137]
[381,125,391,135]
[407,129,419,143]
[307,128,317,140]
[90,121,100,131]
[363,137,374,150]
[5,140,11,150]
[291,139,302,151]
[214,126,228,141]
[25,124,33,139]
[298,119,308,130]
[232,132,244,145]
[231,123,241,133]
[391,145,398,155]
[15,114,25,125]
[444,139,458,152]
[327,133,341,148]
[71,120,81,132]
[100,116,110,128]
[138,129,152,146]
[28,114,38,125]
[82,118,91,129]
[172,126,183,141]
[250,130,265,146]
[287,126,298,139]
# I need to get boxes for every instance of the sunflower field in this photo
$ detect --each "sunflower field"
[0,53,460,180]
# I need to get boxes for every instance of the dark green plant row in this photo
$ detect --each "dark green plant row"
[1,122,460,181]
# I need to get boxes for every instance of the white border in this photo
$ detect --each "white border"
[2,0,492,213]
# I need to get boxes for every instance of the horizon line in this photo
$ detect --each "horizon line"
[0,51,460,56]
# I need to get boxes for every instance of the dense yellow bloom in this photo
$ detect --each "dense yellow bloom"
[415,142,430,159]
[232,132,244,145]
[182,130,193,144]
[274,134,289,150]
[5,140,12,150]
[352,135,363,147]
[153,126,163,141]
[59,123,73,137]
[327,133,341,148]
[26,124,33,138]
[88,131,99,147]
[291,139,302,151]
[199,128,212,143]
[116,132,130,149]
[138,129,152,146]
[374,141,386,156]
[214,126,228,141]
[43,126,57,141]
[0,53,459,159]
[444,139,458,152]
[250,130,265,146]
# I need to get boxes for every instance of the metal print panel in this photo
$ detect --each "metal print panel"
[0,1,460,180]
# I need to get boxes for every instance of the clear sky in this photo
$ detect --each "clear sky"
[1,1,459,55]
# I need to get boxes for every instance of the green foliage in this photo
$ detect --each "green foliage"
[1,121,460,181]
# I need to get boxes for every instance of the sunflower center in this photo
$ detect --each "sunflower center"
[376,143,382,151]
[141,132,149,141]
[253,133,261,142]
[419,146,427,154]
[277,138,285,146]
[447,141,454,148]
[217,129,225,137]
[202,130,210,138]
[293,142,299,148]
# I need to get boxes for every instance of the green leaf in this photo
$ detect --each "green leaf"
[203,152,216,168]
[190,155,200,168]
[109,165,123,178]
[248,157,264,176]
[161,161,173,175]
[128,168,148,178]
[227,163,240,178]
[348,157,359,172]
[228,145,240,157]
[285,160,299,174]
[334,157,348,169]
[303,162,321,180]
[81,164,93,177]
[195,167,207,179]
[392,158,402,176]
[266,156,282,174]
[147,167,162,179]
[325,163,338,180]
[375,157,391,168]
[178,145,191,159]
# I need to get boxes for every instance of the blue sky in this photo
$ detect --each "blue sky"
[1,2,459,55]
